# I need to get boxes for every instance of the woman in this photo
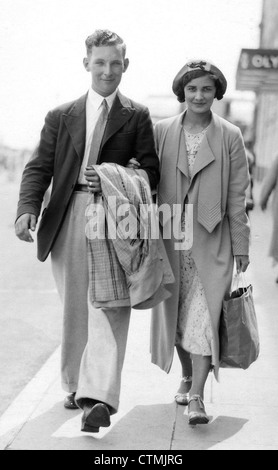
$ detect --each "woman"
[151,60,250,425]
[260,155,278,282]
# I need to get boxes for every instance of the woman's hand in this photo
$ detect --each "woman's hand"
[235,255,250,273]
[84,167,102,193]
[126,158,141,170]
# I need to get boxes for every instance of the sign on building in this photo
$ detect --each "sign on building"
[237,49,278,92]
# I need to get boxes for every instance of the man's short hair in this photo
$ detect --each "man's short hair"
[85,29,126,58]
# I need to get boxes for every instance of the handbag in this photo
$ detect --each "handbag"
[219,274,260,370]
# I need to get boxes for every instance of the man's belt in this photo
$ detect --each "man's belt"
[74,184,89,192]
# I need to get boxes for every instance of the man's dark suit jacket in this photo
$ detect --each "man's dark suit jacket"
[17,92,160,262]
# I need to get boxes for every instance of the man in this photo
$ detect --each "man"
[15,30,159,433]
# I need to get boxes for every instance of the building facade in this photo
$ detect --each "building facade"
[237,0,278,179]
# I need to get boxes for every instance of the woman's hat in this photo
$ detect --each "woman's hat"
[172,60,227,100]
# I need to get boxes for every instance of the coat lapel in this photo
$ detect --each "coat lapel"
[176,111,223,233]
[195,113,223,233]
[62,91,135,163]
[191,134,215,179]
[161,113,191,206]
[190,112,222,180]
[177,124,190,179]
[101,92,135,148]
[63,94,87,162]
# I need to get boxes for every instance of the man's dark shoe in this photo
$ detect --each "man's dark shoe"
[64,393,79,410]
[81,403,111,433]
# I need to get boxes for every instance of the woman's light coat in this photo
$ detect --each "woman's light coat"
[151,111,250,378]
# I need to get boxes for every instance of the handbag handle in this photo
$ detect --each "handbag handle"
[231,272,248,293]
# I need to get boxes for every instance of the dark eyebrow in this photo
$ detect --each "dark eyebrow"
[186,85,214,89]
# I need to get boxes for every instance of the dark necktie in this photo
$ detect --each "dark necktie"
[87,99,109,167]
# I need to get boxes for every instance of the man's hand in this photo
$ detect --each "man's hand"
[84,167,102,193]
[15,213,37,242]
[235,255,250,273]
[126,158,141,170]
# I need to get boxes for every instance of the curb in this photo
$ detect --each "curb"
[0,347,60,450]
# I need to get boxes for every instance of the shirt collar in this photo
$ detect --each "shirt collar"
[88,87,118,111]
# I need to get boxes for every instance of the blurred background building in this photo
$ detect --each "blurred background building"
[146,0,278,184]
[0,143,31,184]
[1,0,273,184]
[237,0,278,180]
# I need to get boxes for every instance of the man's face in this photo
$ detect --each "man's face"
[84,45,129,97]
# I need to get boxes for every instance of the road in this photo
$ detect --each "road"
[0,176,62,417]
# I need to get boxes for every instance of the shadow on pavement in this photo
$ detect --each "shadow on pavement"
[3,399,249,451]
[173,407,249,450]
[4,402,176,450]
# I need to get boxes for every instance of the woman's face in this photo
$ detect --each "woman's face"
[183,75,216,114]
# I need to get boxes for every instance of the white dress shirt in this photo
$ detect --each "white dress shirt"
[78,87,118,184]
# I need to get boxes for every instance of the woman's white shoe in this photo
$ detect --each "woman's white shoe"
[175,376,192,406]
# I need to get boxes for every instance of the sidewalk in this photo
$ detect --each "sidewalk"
[1,201,278,450]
